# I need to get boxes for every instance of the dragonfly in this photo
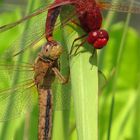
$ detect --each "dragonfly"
[34,41,66,140]
[0,0,140,139]
[0,41,67,140]
[0,0,140,56]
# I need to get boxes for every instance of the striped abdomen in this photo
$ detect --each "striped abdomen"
[38,89,53,140]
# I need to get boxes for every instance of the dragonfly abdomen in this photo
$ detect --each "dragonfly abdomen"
[38,88,53,140]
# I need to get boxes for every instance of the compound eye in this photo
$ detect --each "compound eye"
[93,38,108,49]
[87,31,98,44]
[98,29,109,40]
[87,29,109,49]
[41,43,52,57]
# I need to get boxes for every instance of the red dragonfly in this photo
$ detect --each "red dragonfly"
[0,0,140,56]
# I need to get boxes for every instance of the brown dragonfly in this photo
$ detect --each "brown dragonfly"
[0,41,69,140]
[35,41,66,140]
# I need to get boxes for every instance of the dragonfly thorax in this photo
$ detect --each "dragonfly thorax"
[74,0,102,32]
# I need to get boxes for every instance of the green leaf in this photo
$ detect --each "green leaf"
[59,8,99,139]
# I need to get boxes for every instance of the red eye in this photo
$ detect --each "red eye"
[93,38,108,49]
[87,31,98,44]
[87,29,109,49]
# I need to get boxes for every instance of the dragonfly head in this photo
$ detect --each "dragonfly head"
[87,29,109,49]
[41,41,63,60]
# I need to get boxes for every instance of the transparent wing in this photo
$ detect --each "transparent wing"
[0,82,37,121]
[0,1,77,119]
[0,1,77,56]
[98,0,140,14]
[0,3,24,13]
[0,62,34,85]
[0,59,72,122]
[0,56,37,121]
[0,0,74,33]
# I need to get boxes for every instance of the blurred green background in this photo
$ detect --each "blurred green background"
[0,0,140,140]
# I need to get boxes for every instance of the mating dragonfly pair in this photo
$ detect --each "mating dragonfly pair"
[0,0,140,140]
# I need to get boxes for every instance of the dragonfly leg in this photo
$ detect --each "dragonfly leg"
[90,48,96,59]
[72,39,87,55]
[71,20,81,27]
[69,34,87,55]
[52,67,69,84]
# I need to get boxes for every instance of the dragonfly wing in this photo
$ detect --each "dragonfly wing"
[0,0,74,33]
[98,0,140,14]
[0,1,81,113]
[0,60,36,121]
[0,80,37,121]
[1,3,77,56]
[0,3,24,13]
[0,60,34,85]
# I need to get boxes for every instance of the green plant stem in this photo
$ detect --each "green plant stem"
[107,1,134,140]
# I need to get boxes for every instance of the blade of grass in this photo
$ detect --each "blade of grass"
[107,1,135,140]
[70,48,98,140]
[60,14,99,140]
[112,90,137,140]
[133,85,140,139]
